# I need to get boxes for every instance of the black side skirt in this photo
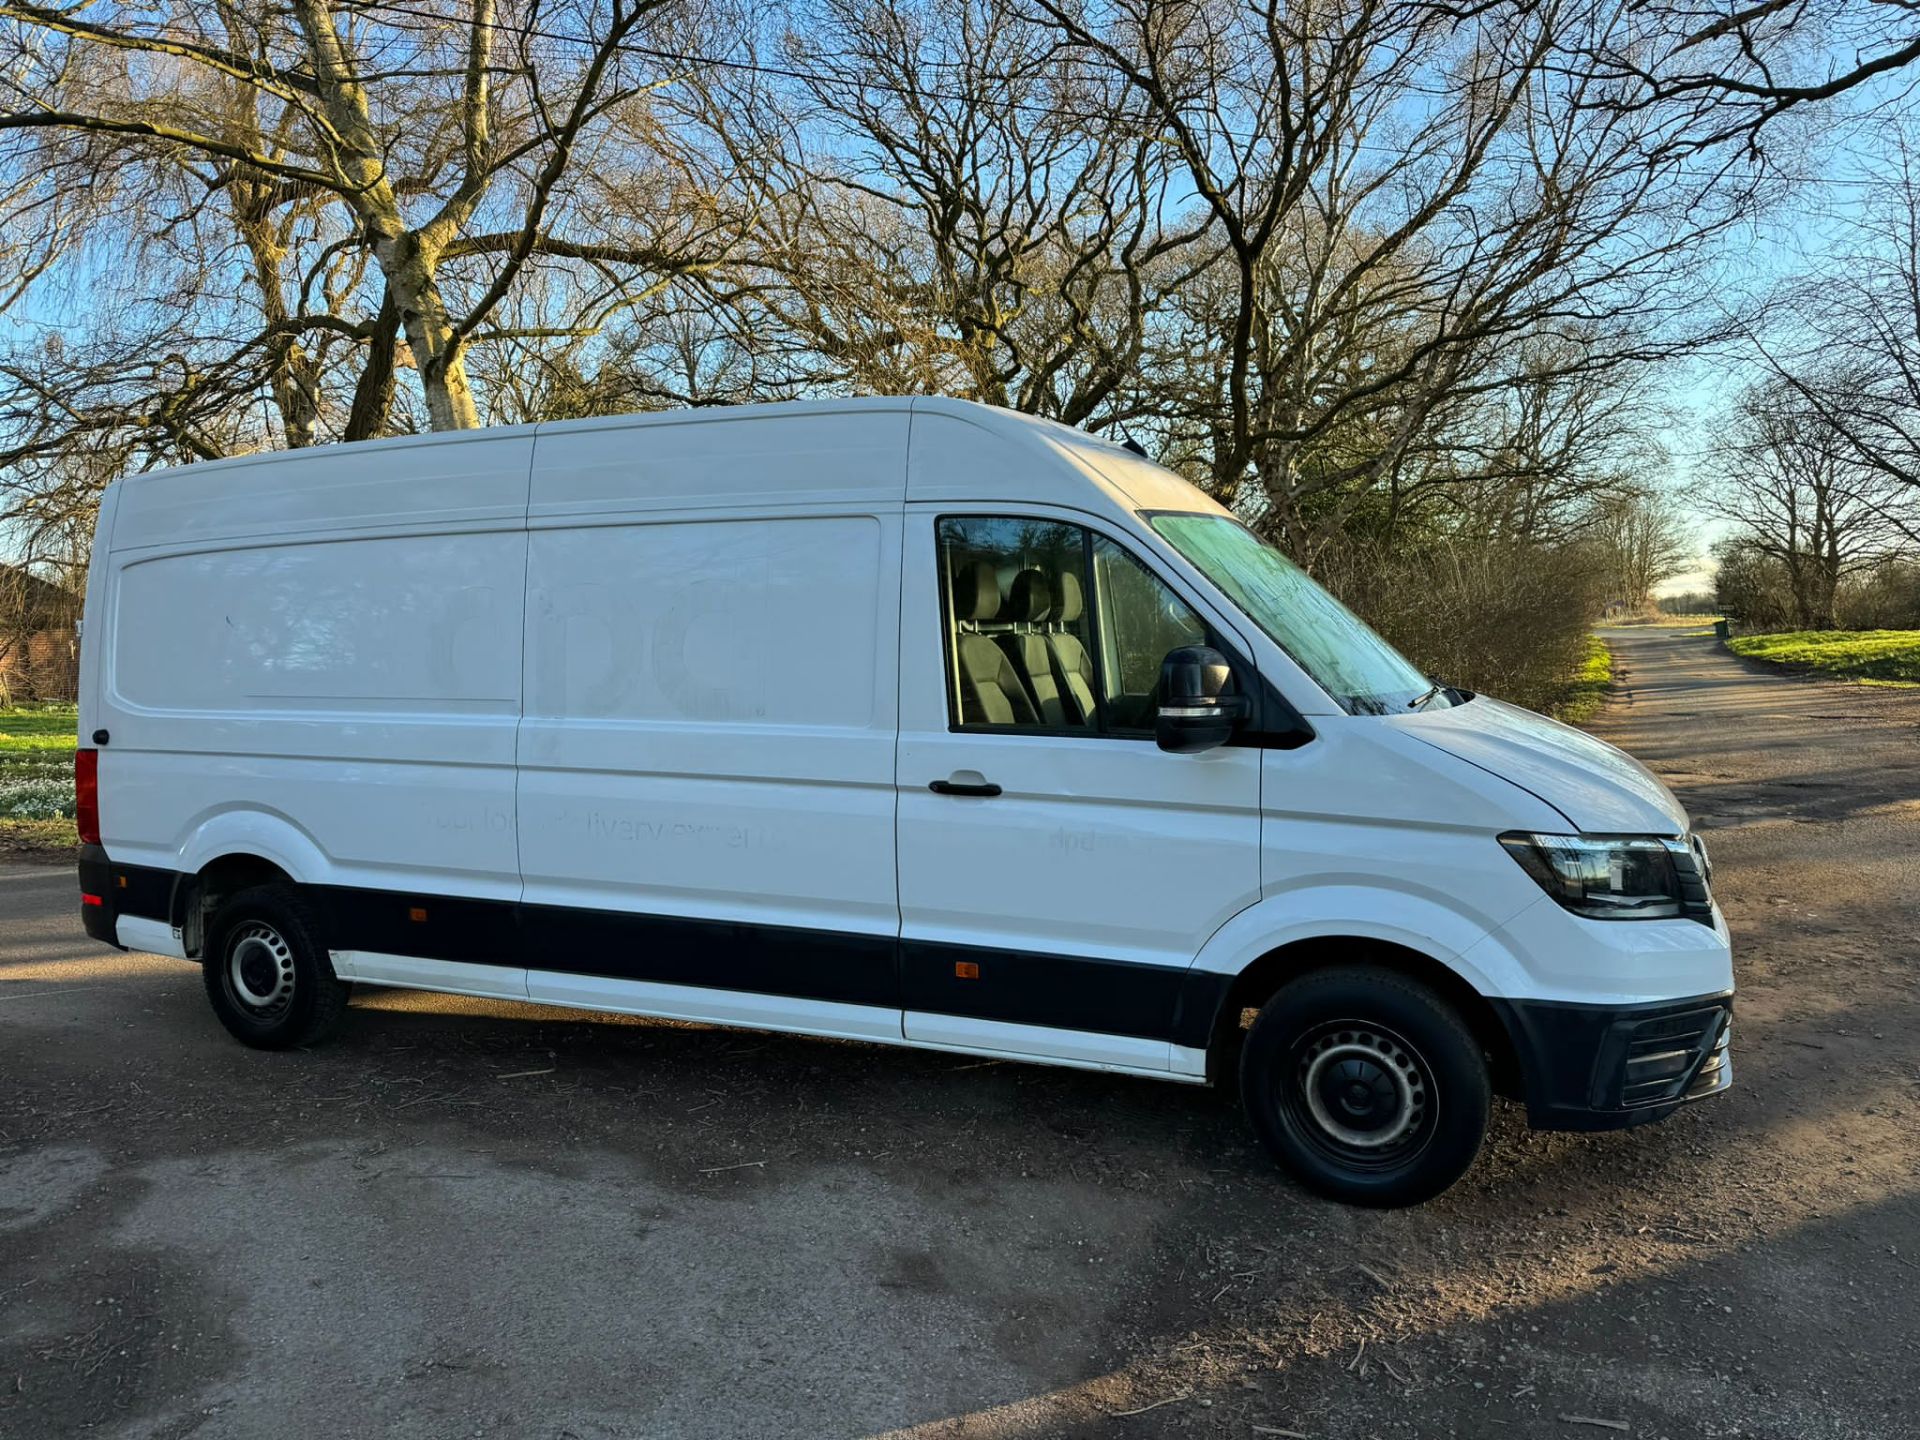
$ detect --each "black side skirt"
[83,856,1232,1051]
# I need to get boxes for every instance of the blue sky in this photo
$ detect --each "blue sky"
[1646,97,1917,594]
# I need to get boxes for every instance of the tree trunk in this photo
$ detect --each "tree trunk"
[1810,552,1841,630]
[1783,554,1810,628]
[376,232,480,431]
[291,0,479,432]
[344,287,402,442]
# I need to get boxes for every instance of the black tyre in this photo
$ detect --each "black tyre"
[1240,965,1489,1207]
[202,884,351,1050]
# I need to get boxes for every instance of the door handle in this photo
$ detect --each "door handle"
[929,776,1002,797]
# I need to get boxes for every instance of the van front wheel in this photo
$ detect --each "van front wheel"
[1240,965,1489,1207]
[202,884,350,1050]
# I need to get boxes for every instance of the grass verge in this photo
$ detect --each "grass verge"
[1551,636,1613,724]
[1726,630,1920,686]
[0,817,77,861]
[0,703,78,739]
[2,706,78,860]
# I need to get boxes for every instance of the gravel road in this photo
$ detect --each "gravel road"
[2,627,1916,1439]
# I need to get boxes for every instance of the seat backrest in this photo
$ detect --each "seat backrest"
[952,560,1038,726]
[1047,571,1098,724]
[999,569,1073,726]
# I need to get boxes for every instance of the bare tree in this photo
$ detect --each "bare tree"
[760,0,1203,426]
[0,0,762,432]
[1708,377,1913,628]
[1578,1,1920,157]
[1014,0,1760,559]
[1371,333,1672,551]
[1593,487,1693,612]
[1750,132,1920,549]
[0,444,99,701]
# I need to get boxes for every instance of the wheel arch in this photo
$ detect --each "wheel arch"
[1200,936,1522,1100]
[174,852,298,959]
[169,809,331,956]
[176,807,329,886]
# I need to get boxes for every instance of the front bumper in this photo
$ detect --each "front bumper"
[1491,991,1733,1132]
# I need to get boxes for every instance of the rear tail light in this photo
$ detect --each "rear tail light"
[75,748,100,846]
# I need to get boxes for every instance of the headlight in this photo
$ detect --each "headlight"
[1498,832,1695,920]
[1689,832,1712,884]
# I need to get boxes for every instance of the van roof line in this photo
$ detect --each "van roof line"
[110,395,1130,488]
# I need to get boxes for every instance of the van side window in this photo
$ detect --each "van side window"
[1091,536,1209,733]
[938,517,1098,730]
[936,517,1215,736]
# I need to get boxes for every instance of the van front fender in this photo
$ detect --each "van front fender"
[1171,886,1538,1078]
[1187,885,1544,997]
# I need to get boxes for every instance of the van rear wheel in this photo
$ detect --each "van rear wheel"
[1240,965,1489,1207]
[202,884,350,1050]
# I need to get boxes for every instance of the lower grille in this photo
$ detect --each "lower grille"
[1618,1005,1730,1108]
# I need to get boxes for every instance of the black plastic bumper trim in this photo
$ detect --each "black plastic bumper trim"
[1489,991,1734,1131]
[78,844,184,950]
[77,843,122,948]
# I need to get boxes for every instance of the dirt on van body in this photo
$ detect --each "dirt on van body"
[1,628,1917,1440]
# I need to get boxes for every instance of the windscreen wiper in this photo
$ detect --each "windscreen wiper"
[1408,681,1446,711]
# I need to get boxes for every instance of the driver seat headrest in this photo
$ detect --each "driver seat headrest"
[954,560,1004,622]
[1054,570,1085,624]
[1007,569,1053,624]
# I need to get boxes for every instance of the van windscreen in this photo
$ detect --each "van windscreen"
[1147,513,1453,715]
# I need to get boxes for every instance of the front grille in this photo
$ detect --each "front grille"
[1618,1005,1730,1108]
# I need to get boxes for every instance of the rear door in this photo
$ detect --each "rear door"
[895,507,1264,1073]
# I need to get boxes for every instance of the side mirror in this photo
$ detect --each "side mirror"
[1156,645,1251,754]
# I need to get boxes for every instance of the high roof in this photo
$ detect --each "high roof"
[104,396,1224,551]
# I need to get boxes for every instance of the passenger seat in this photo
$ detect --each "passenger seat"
[953,561,1039,726]
[1000,569,1075,726]
[1047,571,1098,724]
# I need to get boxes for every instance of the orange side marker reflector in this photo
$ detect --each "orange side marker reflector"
[954,961,979,980]
[117,875,129,888]
[408,907,428,922]
[81,893,104,907]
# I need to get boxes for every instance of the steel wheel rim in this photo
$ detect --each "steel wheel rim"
[1281,1020,1436,1171]
[226,922,295,1017]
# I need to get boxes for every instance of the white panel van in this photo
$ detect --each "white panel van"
[74,398,1732,1204]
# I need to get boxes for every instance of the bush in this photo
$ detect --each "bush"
[1837,561,1920,630]
[1321,535,1608,713]
[1715,547,1920,632]
[1714,543,1797,631]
